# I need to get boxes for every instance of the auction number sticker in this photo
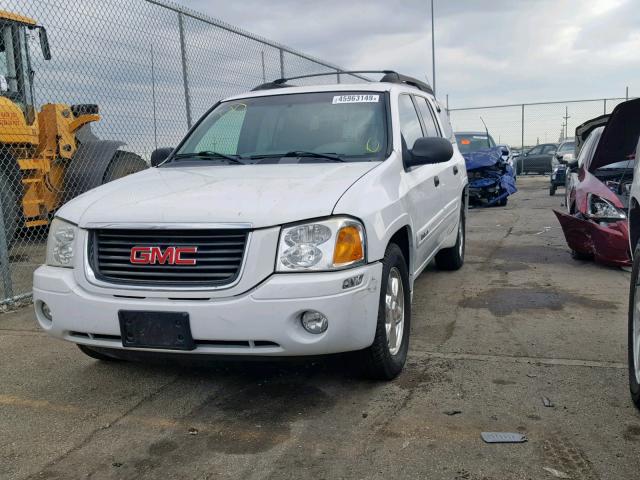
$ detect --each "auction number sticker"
[332,94,379,104]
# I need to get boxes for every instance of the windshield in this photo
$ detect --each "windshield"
[175,91,388,163]
[558,141,575,153]
[454,133,495,154]
[597,159,636,170]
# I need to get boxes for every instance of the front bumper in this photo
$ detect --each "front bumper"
[553,210,631,266]
[33,263,382,356]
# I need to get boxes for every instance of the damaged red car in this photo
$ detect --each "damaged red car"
[555,98,640,267]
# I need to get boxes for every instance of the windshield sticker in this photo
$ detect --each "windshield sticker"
[332,94,379,104]
[366,138,382,153]
[472,135,487,139]
[460,139,471,145]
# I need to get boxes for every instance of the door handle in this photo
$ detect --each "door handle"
[453,166,459,175]
[434,176,440,187]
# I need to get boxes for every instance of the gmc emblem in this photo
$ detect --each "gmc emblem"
[130,246,198,265]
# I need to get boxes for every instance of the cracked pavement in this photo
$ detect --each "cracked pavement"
[1,176,639,480]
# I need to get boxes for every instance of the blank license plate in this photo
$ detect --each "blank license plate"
[119,311,194,351]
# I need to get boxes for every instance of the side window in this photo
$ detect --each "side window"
[542,144,556,154]
[414,96,440,137]
[436,101,455,142]
[577,131,598,168]
[528,146,542,155]
[398,94,423,149]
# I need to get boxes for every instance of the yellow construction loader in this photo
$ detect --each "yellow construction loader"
[0,10,146,243]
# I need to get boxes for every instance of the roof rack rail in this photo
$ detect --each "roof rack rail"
[252,70,434,95]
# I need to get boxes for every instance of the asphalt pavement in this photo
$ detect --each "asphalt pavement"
[1,176,638,480]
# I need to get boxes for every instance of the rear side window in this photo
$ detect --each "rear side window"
[542,145,557,154]
[436,102,455,142]
[414,97,440,137]
[528,145,543,155]
[398,95,423,148]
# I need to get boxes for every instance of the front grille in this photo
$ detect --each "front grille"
[89,228,249,286]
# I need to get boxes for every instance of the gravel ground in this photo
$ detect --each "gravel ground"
[1,176,639,480]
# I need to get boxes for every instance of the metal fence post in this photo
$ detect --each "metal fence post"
[603,98,607,114]
[279,48,285,78]
[178,12,193,128]
[0,199,13,299]
[336,70,341,84]
[520,104,525,175]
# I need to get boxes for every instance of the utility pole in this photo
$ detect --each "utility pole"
[431,0,436,95]
[563,106,570,139]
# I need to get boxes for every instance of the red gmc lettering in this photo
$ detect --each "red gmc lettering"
[129,246,198,265]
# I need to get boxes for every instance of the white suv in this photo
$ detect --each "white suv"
[33,71,468,379]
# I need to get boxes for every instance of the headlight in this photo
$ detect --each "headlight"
[587,194,626,220]
[46,218,78,268]
[276,217,365,272]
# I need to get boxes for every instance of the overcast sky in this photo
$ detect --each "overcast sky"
[176,0,638,108]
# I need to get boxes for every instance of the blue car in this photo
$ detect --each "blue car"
[455,132,517,207]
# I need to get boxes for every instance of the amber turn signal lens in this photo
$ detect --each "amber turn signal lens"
[333,225,364,266]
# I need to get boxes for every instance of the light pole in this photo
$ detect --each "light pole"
[431,0,436,95]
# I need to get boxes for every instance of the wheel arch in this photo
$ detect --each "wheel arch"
[387,224,413,285]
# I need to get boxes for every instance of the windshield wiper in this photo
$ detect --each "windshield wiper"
[172,151,244,164]
[250,151,345,162]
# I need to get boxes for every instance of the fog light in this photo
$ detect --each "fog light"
[41,302,52,321]
[300,310,328,334]
[342,274,364,290]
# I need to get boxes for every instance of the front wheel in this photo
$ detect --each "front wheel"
[550,185,556,196]
[629,244,640,409]
[358,243,411,380]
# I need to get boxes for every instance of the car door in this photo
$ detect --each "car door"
[540,144,557,173]
[413,95,460,245]
[523,145,543,173]
[397,94,443,272]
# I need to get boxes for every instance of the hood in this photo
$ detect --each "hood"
[589,98,640,172]
[58,162,379,228]
[575,114,609,158]
[462,147,502,170]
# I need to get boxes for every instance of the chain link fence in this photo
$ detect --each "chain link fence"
[448,97,633,164]
[0,0,366,303]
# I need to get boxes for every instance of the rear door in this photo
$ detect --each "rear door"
[413,95,460,245]
[539,144,557,172]
[523,145,543,172]
[397,94,442,272]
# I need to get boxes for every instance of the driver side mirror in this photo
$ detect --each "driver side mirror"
[407,137,453,167]
[38,27,52,61]
[566,159,579,171]
[150,147,173,167]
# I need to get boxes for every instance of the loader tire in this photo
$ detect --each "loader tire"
[0,169,20,247]
[102,151,147,184]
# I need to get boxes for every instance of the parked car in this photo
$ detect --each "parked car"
[623,102,640,409]
[32,71,468,380]
[517,143,558,174]
[555,98,640,267]
[454,133,516,207]
[549,139,576,196]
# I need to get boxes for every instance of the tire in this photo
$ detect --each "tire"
[102,151,147,184]
[77,344,122,362]
[571,249,593,261]
[629,244,640,409]
[358,243,411,380]
[0,168,20,247]
[498,197,508,207]
[550,185,556,196]
[435,204,465,270]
